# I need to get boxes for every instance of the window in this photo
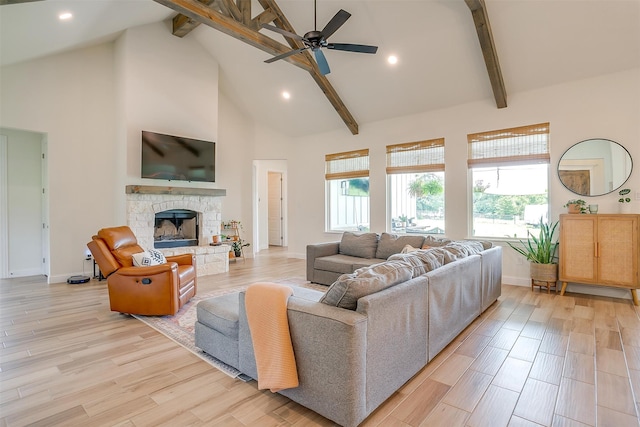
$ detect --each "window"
[387,139,445,234]
[468,122,550,239]
[326,149,370,232]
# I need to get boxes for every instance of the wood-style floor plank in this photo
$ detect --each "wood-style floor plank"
[2,247,640,426]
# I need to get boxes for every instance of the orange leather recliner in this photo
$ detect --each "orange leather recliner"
[87,226,197,316]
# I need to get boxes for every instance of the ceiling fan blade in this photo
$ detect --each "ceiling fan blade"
[265,47,308,64]
[327,43,378,54]
[314,49,331,75]
[261,23,304,42]
[321,9,351,39]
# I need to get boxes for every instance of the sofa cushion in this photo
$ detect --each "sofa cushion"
[320,260,413,310]
[339,232,378,259]
[352,259,383,270]
[197,293,240,339]
[389,249,444,277]
[386,253,428,277]
[375,233,425,259]
[421,235,452,249]
[314,254,361,275]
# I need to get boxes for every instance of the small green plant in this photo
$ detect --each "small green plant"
[618,188,631,203]
[231,239,250,253]
[508,217,559,264]
[564,199,588,214]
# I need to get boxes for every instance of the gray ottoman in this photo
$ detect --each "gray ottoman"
[194,292,240,369]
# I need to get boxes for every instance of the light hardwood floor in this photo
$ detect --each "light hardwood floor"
[1,248,639,427]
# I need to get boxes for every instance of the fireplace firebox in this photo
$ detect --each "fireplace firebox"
[154,209,198,248]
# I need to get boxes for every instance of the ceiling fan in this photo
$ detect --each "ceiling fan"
[261,1,378,75]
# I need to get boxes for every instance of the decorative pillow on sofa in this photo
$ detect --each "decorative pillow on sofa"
[320,260,413,310]
[132,249,167,267]
[375,233,425,259]
[339,232,379,259]
[421,235,452,249]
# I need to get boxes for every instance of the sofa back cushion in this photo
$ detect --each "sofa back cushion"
[339,232,378,259]
[389,250,444,277]
[375,233,425,259]
[320,260,413,310]
[421,235,452,249]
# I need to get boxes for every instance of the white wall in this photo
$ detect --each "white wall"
[271,68,640,298]
[0,44,117,282]
[0,22,225,282]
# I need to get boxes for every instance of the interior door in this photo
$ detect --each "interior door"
[268,172,283,246]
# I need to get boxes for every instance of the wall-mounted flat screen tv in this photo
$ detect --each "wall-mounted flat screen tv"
[141,131,215,183]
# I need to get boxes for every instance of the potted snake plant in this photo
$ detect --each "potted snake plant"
[508,217,559,285]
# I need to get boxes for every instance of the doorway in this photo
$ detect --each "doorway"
[253,160,287,252]
[0,128,47,278]
[268,172,283,246]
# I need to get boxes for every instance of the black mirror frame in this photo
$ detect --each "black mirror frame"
[558,138,633,197]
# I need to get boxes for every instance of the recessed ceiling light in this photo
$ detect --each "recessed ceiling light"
[387,55,398,65]
[58,12,73,21]
[282,91,291,100]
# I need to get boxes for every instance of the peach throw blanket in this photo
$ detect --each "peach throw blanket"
[245,282,299,392]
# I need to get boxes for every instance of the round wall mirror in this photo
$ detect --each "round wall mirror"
[558,139,632,197]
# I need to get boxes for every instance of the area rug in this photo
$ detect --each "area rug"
[132,277,324,379]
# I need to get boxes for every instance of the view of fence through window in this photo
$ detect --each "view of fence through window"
[471,164,549,238]
[327,178,370,231]
[389,172,445,234]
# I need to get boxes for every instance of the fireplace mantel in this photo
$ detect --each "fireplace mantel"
[125,185,226,197]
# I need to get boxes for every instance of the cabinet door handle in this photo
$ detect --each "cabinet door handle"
[594,242,599,258]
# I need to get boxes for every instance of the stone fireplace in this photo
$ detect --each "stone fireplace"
[125,185,229,276]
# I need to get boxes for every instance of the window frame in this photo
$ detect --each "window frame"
[386,138,445,234]
[325,149,370,233]
[467,123,551,240]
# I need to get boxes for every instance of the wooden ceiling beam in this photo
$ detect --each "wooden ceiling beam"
[156,0,359,135]
[250,8,277,31]
[172,0,216,38]
[465,0,507,108]
[237,0,251,25]
[156,0,313,72]
[218,0,242,22]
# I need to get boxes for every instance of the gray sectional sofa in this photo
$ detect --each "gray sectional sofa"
[195,232,502,427]
[308,232,449,285]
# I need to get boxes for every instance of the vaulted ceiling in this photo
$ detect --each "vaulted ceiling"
[1,0,639,137]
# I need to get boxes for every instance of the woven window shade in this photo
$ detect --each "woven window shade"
[325,149,369,180]
[467,122,550,167]
[386,138,445,174]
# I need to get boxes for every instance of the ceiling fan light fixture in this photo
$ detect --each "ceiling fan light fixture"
[58,12,73,21]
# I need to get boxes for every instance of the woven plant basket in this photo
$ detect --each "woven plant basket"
[530,262,558,282]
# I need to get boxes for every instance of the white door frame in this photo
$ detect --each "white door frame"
[0,135,8,278]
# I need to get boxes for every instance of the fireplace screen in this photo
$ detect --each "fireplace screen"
[154,209,198,248]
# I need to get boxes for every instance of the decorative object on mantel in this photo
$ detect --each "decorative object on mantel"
[618,188,632,213]
[589,204,598,214]
[508,217,560,293]
[564,199,587,214]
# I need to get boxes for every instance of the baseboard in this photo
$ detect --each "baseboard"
[502,276,632,300]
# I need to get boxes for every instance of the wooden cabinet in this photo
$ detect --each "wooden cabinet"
[559,214,639,305]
